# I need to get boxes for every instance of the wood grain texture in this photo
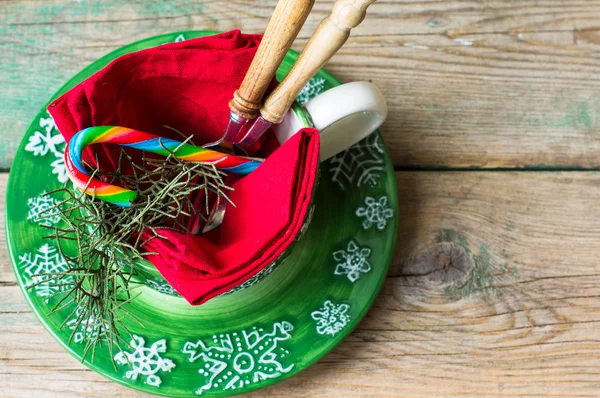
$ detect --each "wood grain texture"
[3,171,600,397]
[261,0,376,123]
[3,1,600,397]
[3,1,600,168]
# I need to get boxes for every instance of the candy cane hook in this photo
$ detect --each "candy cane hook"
[64,126,262,206]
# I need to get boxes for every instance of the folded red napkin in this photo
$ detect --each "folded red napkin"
[48,30,320,305]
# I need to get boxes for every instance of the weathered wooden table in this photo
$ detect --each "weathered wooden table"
[2,1,600,396]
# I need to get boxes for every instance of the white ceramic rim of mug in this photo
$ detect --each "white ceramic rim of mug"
[276,81,388,160]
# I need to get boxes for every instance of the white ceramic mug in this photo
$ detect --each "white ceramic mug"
[274,81,388,160]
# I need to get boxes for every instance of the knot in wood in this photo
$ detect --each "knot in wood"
[400,242,473,287]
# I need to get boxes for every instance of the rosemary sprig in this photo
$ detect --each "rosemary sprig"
[32,139,232,363]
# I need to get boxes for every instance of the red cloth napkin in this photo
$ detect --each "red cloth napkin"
[48,30,320,305]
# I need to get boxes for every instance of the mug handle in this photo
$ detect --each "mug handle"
[305,81,387,160]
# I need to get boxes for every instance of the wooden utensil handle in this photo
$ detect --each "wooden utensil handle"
[229,0,315,120]
[260,0,377,124]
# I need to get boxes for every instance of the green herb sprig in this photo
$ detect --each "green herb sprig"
[32,137,232,362]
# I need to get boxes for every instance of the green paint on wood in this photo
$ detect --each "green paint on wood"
[130,2,207,18]
[437,228,468,248]
[522,164,585,170]
[438,229,516,302]
[425,17,450,28]
[525,96,600,130]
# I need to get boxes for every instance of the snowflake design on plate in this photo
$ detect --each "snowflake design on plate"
[311,300,351,336]
[182,321,294,395]
[24,112,67,183]
[18,243,73,299]
[221,261,279,296]
[146,279,180,297]
[27,191,61,225]
[298,204,316,239]
[296,77,326,105]
[328,133,385,191]
[333,240,372,282]
[50,157,68,183]
[66,307,107,344]
[114,335,176,387]
[356,195,394,231]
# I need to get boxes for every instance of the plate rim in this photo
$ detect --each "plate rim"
[5,30,399,397]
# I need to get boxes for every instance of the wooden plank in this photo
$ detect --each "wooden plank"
[3,1,600,169]
[3,170,600,396]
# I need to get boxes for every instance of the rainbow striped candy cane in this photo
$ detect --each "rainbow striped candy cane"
[64,126,263,206]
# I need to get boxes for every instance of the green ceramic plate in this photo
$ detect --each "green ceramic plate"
[5,31,398,397]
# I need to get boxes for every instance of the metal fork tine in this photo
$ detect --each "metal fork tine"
[198,0,314,232]
[202,199,228,233]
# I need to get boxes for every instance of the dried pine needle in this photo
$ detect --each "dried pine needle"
[32,141,232,363]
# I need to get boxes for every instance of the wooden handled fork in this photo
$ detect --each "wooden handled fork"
[236,0,378,152]
[205,0,315,155]
[201,0,315,233]
[230,0,315,120]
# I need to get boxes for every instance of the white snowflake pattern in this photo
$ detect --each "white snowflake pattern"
[356,195,394,231]
[25,114,63,156]
[182,321,294,395]
[66,307,107,344]
[298,204,316,239]
[51,157,68,183]
[27,191,61,225]
[24,112,67,183]
[297,77,326,105]
[328,133,385,191]
[333,240,372,282]
[39,114,56,134]
[146,279,180,296]
[175,34,186,42]
[311,300,351,336]
[18,243,73,299]
[114,335,176,387]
